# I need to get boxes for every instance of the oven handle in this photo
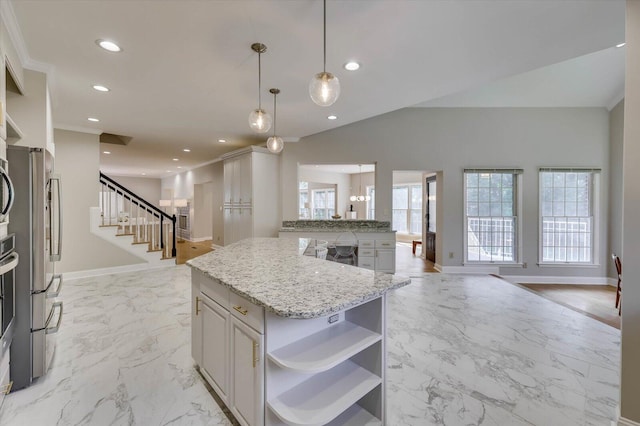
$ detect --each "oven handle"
[0,166,14,216]
[32,301,63,334]
[46,274,63,299]
[0,252,18,275]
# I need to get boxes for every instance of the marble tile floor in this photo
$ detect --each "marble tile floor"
[0,267,619,426]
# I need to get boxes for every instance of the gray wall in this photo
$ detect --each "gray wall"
[282,107,610,277]
[608,100,624,278]
[54,129,141,273]
[621,1,640,422]
[109,175,162,208]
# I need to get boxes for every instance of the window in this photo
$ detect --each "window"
[299,181,309,219]
[366,186,375,219]
[539,169,599,264]
[464,169,521,263]
[392,184,422,234]
[312,188,335,219]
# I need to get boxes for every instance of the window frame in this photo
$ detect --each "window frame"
[463,168,523,265]
[310,187,336,220]
[537,168,601,266]
[366,185,375,220]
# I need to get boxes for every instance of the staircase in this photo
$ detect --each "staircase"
[93,172,176,264]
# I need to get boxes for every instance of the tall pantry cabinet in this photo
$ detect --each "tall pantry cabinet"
[222,146,280,246]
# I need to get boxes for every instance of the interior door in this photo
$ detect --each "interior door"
[425,176,436,262]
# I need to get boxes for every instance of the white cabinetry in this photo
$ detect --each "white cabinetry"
[223,147,279,246]
[192,270,265,426]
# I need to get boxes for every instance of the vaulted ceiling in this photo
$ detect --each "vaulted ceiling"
[8,0,625,177]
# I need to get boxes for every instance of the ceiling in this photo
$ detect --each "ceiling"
[300,164,375,174]
[8,0,625,178]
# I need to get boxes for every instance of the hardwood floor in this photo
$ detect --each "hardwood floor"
[175,239,214,264]
[518,283,620,329]
[395,242,438,274]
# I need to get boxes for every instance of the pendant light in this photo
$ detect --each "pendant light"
[309,0,340,107]
[350,165,371,202]
[266,88,284,153]
[248,43,272,133]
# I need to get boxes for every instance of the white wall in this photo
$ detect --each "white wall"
[108,175,162,208]
[193,182,213,240]
[54,129,141,273]
[608,100,624,278]
[161,161,223,245]
[620,2,640,422]
[282,107,610,277]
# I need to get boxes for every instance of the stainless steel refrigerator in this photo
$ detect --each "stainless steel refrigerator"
[7,146,62,390]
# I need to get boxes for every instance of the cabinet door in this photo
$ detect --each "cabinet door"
[201,296,230,404]
[191,278,202,366]
[223,207,235,246]
[231,317,264,426]
[223,159,234,204]
[375,249,396,273]
[236,154,250,206]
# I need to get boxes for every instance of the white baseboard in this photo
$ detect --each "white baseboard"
[437,265,500,274]
[212,243,224,249]
[502,275,612,285]
[618,417,640,426]
[63,261,175,280]
[190,236,212,243]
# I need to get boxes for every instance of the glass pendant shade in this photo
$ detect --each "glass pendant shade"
[267,136,284,153]
[309,72,340,107]
[248,108,272,134]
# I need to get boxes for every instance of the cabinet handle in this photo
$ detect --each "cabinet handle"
[195,297,201,316]
[375,250,378,258]
[1,381,12,395]
[252,341,259,368]
[233,305,248,316]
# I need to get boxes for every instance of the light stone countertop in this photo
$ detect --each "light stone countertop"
[187,237,411,319]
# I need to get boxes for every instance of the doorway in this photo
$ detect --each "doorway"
[425,175,436,262]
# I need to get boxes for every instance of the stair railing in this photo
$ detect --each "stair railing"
[99,172,177,258]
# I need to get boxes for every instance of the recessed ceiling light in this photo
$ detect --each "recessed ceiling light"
[218,139,226,143]
[328,115,337,120]
[177,166,182,169]
[142,173,146,176]
[87,117,100,122]
[616,42,626,48]
[92,85,109,92]
[103,151,111,154]
[172,158,179,161]
[96,39,122,52]
[183,148,191,152]
[166,170,171,173]
[344,61,360,71]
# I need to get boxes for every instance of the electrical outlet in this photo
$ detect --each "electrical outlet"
[449,252,454,259]
[523,262,528,268]
[328,314,339,324]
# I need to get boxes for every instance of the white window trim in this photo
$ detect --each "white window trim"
[311,187,336,220]
[537,169,601,267]
[463,170,523,265]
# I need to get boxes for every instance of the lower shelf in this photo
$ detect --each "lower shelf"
[267,360,381,426]
[325,404,382,426]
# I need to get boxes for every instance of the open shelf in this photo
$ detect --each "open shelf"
[325,404,382,426]
[5,113,23,143]
[267,360,381,426]
[268,321,381,373]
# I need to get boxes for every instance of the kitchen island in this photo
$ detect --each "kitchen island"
[187,237,410,426]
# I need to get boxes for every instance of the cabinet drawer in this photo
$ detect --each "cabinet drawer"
[230,292,264,334]
[358,256,375,270]
[358,240,374,248]
[375,240,395,248]
[358,248,375,257]
[200,274,230,309]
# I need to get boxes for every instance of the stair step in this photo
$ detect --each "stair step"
[116,233,135,237]
[148,248,163,253]
[99,225,120,228]
[132,241,151,245]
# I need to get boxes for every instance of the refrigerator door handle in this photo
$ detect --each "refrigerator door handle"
[49,175,62,261]
[32,301,63,334]
[0,166,14,216]
[46,274,63,299]
[0,252,19,275]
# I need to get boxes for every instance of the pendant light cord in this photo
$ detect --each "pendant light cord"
[258,51,262,110]
[272,91,277,136]
[323,0,326,73]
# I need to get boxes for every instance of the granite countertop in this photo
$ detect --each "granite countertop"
[280,219,394,233]
[187,237,411,319]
